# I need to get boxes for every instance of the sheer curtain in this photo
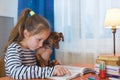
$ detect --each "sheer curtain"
[54,0,120,64]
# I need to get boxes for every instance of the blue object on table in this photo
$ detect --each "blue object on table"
[88,77,95,80]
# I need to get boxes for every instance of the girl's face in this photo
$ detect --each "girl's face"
[22,29,50,50]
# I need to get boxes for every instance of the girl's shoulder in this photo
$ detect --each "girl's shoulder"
[7,42,21,50]
[5,42,22,55]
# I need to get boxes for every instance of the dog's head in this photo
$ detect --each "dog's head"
[36,32,64,67]
[43,32,64,49]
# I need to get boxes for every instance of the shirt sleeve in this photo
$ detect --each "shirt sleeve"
[4,47,54,80]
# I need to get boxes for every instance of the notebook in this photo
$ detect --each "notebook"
[48,65,95,80]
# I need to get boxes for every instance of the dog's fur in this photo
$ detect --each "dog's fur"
[36,32,64,67]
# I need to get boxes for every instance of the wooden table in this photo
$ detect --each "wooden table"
[0,63,108,80]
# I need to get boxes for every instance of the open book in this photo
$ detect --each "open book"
[48,65,95,80]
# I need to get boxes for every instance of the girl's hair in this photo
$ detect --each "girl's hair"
[4,8,51,52]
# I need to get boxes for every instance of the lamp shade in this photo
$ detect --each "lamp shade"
[104,8,120,28]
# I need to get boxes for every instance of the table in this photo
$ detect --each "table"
[0,63,108,80]
[71,63,108,80]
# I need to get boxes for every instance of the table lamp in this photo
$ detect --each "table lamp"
[104,8,120,56]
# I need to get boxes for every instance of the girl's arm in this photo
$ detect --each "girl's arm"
[4,48,54,80]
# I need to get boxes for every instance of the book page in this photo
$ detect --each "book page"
[48,65,95,80]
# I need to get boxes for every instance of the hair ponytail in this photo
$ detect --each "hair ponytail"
[4,8,31,52]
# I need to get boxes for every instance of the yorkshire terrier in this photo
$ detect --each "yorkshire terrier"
[36,32,64,67]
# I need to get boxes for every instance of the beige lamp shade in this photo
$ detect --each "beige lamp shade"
[104,8,120,28]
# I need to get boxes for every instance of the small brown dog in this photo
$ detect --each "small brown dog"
[36,32,64,67]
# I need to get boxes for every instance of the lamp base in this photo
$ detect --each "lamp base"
[112,27,116,56]
[96,54,120,66]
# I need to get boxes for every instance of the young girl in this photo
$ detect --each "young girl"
[4,8,70,79]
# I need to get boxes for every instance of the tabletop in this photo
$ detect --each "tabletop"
[0,63,108,80]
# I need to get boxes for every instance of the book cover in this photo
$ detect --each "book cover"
[98,55,120,61]
[96,59,120,66]
[48,65,95,80]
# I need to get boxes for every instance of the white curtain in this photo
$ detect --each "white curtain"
[54,0,120,64]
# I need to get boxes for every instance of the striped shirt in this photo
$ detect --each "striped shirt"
[4,42,54,79]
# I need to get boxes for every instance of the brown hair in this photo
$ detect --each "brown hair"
[4,8,51,52]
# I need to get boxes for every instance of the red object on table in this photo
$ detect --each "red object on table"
[100,70,106,79]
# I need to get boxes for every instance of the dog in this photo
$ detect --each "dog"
[36,32,64,67]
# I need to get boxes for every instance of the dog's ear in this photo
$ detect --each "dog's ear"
[59,32,64,41]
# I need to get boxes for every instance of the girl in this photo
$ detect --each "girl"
[4,8,70,79]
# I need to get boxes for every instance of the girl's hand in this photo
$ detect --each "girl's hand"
[53,65,71,76]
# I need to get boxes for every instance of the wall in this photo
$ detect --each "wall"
[0,0,18,58]
[0,0,18,24]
